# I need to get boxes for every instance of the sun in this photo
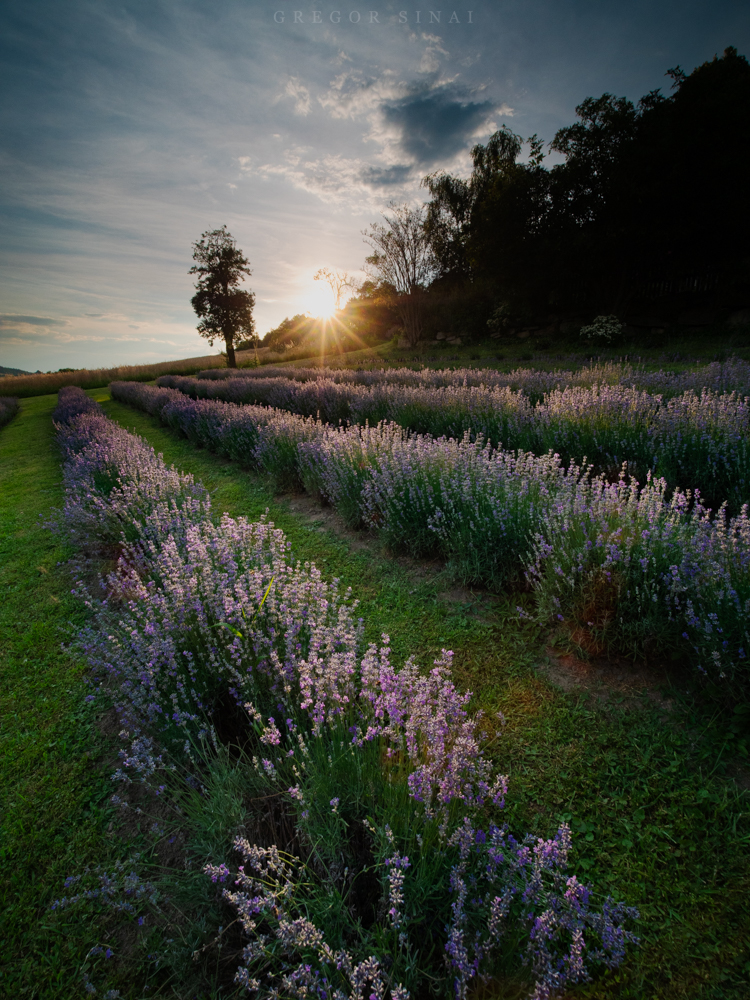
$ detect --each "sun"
[306,281,336,319]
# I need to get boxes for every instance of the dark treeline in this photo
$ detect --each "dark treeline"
[422,46,750,330]
[258,48,750,353]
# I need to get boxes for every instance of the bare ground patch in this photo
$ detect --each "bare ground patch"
[538,644,677,709]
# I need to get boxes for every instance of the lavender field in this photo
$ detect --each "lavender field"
[7,366,748,1000]
[191,357,750,399]
[155,361,750,515]
[113,371,750,696]
[49,386,639,1000]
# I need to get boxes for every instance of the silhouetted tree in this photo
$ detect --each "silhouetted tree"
[622,46,750,279]
[362,204,436,345]
[424,126,552,312]
[190,226,255,368]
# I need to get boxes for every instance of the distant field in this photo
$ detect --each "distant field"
[2,322,749,398]
[0,350,240,398]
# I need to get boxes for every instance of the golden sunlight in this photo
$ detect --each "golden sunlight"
[306,281,336,319]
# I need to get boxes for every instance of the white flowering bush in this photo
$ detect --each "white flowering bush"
[579,315,623,344]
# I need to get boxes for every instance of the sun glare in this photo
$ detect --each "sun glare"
[307,282,336,319]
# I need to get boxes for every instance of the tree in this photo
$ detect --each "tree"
[546,47,750,307]
[190,226,255,368]
[261,314,316,351]
[362,204,436,346]
[424,127,550,273]
[313,268,355,311]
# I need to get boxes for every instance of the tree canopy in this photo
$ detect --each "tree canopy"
[422,47,750,322]
[362,204,437,345]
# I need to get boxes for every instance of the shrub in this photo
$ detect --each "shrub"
[579,315,623,344]
[527,470,750,696]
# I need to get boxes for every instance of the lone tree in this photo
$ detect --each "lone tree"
[362,204,435,346]
[190,226,255,368]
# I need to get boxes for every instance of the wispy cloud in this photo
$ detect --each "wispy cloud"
[284,77,312,115]
[318,68,407,119]
[0,314,69,327]
[256,153,405,212]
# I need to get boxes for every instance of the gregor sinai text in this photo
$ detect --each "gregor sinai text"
[273,10,475,24]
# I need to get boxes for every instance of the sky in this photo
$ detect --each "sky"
[1,0,748,372]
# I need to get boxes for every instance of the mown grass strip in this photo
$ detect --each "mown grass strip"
[0,393,129,997]
[102,387,750,999]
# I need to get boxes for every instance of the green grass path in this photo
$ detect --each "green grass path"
[0,394,120,997]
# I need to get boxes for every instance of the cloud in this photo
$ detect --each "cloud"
[0,315,87,346]
[318,69,405,120]
[0,314,69,327]
[253,73,511,206]
[381,88,500,164]
[284,77,312,115]
[255,153,420,211]
[359,164,415,186]
[417,33,450,74]
[0,326,104,346]
[315,46,509,179]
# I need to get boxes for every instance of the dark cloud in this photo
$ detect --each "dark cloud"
[0,314,68,327]
[359,164,415,186]
[381,90,496,165]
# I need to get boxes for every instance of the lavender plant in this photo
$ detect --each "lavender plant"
[52,388,211,550]
[112,380,323,489]
[527,469,750,691]
[207,817,638,1000]
[297,421,406,528]
[51,387,639,1000]
[0,394,20,428]
[361,432,584,587]
[84,513,362,746]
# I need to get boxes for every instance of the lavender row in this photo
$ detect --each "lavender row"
[112,380,566,587]
[196,356,750,400]
[302,415,750,693]
[112,381,750,695]
[52,386,212,551]
[113,378,322,491]
[156,373,750,512]
[55,385,637,999]
[0,395,20,429]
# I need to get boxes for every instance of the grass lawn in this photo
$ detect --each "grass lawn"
[0,393,124,997]
[1,385,749,998]
[246,327,750,372]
